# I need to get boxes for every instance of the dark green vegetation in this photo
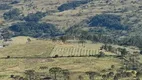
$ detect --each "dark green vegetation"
[2,9,60,37]
[9,22,60,37]
[24,12,46,22]
[88,14,127,30]
[58,0,92,11]
[11,1,20,4]
[66,13,142,48]
[3,8,21,20]
[0,4,12,10]
[0,0,142,49]
[1,0,142,80]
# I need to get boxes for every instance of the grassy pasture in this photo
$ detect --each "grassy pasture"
[0,36,54,57]
[0,57,121,80]
[0,36,140,80]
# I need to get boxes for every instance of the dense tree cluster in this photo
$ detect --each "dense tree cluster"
[120,36,142,48]
[11,0,20,4]
[88,14,127,30]
[58,0,91,11]
[9,22,60,37]
[3,8,21,20]
[24,12,46,22]
[0,4,12,10]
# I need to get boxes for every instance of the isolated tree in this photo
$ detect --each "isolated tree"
[107,72,114,78]
[24,70,35,80]
[113,76,118,80]
[49,67,62,80]
[13,75,21,80]
[60,36,68,43]
[120,48,128,57]
[1,29,12,41]
[61,69,70,80]
[78,75,83,80]
[79,40,86,47]
[98,51,105,58]
[140,50,142,55]
[111,65,115,69]
[136,78,140,80]
[136,71,142,78]
[102,74,107,80]
[27,38,31,43]
[19,77,25,80]
[86,71,96,80]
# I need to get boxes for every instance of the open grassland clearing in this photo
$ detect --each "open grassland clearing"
[0,57,121,80]
[0,37,54,57]
[0,36,139,58]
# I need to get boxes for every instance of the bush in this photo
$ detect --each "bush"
[9,22,61,38]
[58,0,91,11]
[3,8,21,20]
[88,14,127,30]
[6,56,10,59]
[24,12,46,22]
[0,4,12,10]
[11,1,20,4]
[53,55,59,58]
[140,51,142,55]
[98,51,105,57]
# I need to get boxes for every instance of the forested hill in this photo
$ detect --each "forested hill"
[0,0,142,48]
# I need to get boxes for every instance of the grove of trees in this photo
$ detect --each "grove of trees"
[9,22,60,37]
[88,14,127,30]
[3,8,21,20]
[24,12,46,22]
[58,0,92,11]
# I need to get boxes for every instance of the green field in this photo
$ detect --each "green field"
[0,36,121,80]
[0,36,140,80]
[0,57,121,80]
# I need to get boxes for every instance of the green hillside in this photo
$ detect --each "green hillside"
[0,0,142,80]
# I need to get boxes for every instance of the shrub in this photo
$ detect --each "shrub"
[10,75,14,78]
[140,51,142,55]
[24,12,46,22]
[58,0,91,11]
[54,55,59,58]
[6,56,10,59]
[98,51,105,57]
[11,1,20,4]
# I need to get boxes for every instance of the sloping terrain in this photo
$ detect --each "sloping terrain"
[0,0,142,46]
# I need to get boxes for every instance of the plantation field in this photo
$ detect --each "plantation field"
[50,44,116,57]
[50,46,98,57]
